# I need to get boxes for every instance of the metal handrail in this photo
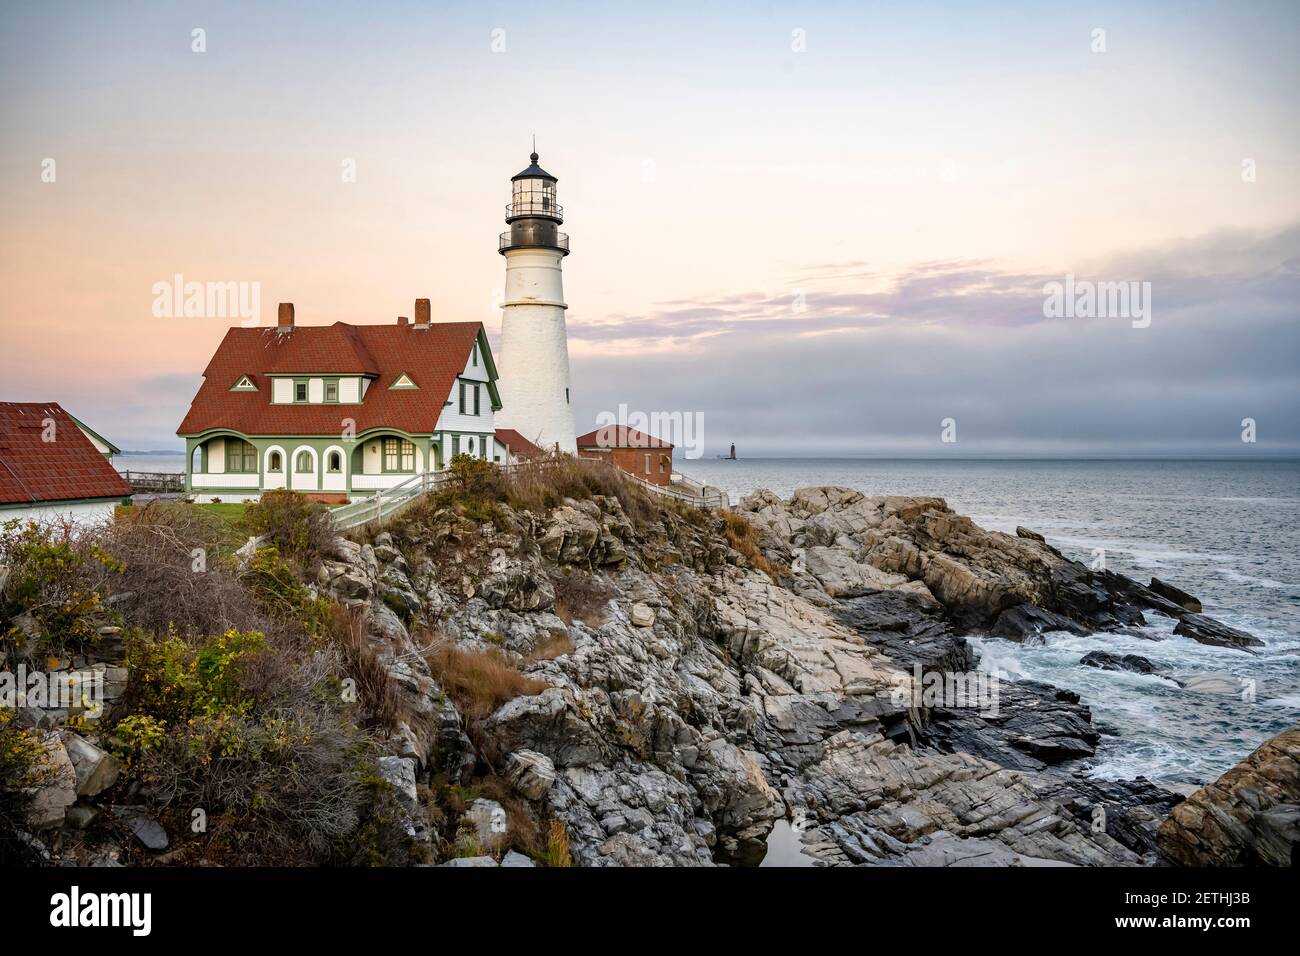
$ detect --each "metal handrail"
[499,230,569,253]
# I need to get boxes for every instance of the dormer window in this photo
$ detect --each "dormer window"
[390,373,418,390]
[231,375,257,391]
[294,381,308,402]
[324,381,338,403]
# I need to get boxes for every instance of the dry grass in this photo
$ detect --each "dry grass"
[722,511,786,582]
[424,639,549,723]
[500,458,658,528]
[327,604,404,731]
[522,631,576,663]
[551,570,613,627]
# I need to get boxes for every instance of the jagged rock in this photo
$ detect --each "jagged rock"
[1015,527,1046,543]
[62,732,121,797]
[629,603,655,627]
[377,755,423,841]
[500,850,537,867]
[1079,651,1166,676]
[1157,725,1299,866]
[112,807,169,850]
[483,687,607,767]
[1148,578,1202,613]
[27,732,77,829]
[464,798,509,851]
[478,565,555,612]
[505,750,557,800]
[539,505,601,564]
[65,805,99,829]
[991,604,1089,642]
[1173,613,1263,651]
[803,546,909,597]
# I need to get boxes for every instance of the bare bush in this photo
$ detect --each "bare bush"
[551,569,613,627]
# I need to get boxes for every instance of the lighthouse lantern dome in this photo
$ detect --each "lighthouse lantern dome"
[509,151,561,221]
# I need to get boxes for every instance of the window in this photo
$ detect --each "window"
[460,381,479,415]
[383,438,415,472]
[327,450,342,473]
[294,381,308,403]
[471,341,479,367]
[644,453,652,474]
[325,381,338,403]
[225,438,257,474]
[268,451,283,472]
[566,387,570,404]
[295,451,313,473]
[473,384,481,416]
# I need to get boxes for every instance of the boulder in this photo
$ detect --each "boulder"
[464,798,509,851]
[62,732,121,797]
[112,807,169,850]
[27,732,77,829]
[1157,725,1300,866]
[505,750,557,800]
[629,603,655,628]
[991,604,1089,642]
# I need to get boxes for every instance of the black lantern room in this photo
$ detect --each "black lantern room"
[500,151,569,256]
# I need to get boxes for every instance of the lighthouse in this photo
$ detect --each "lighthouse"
[494,150,577,454]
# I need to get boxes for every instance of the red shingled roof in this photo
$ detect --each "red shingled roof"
[177,321,484,436]
[576,425,673,449]
[495,428,545,459]
[0,403,132,506]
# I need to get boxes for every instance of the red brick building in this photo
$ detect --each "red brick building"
[576,425,673,486]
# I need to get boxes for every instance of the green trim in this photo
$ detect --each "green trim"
[475,328,503,410]
[64,413,123,457]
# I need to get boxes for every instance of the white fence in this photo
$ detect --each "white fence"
[329,457,727,533]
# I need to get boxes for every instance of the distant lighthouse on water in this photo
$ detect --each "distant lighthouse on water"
[494,148,577,454]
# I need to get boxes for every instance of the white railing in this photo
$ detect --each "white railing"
[625,471,729,510]
[331,471,444,532]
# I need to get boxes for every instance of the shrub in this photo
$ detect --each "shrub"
[0,520,122,663]
[0,710,54,862]
[119,625,393,864]
[245,547,332,638]
[100,502,263,638]
[325,603,403,731]
[239,490,333,566]
[522,631,576,663]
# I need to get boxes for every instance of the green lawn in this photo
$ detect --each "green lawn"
[195,502,250,531]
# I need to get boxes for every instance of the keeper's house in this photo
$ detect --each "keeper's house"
[0,402,132,525]
[177,300,500,503]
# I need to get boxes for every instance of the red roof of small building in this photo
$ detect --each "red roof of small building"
[494,428,545,459]
[176,321,486,437]
[0,403,132,506]
[576,425,673,449]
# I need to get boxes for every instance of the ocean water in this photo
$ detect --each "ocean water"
[682,458,1300,785]
[113,453,186,475]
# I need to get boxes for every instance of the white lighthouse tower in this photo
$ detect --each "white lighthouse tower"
[494,150,577,454]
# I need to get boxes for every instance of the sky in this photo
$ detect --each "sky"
[0,0,1296,456]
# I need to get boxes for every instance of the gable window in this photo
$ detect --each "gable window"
[390,373,417,390]
[225,438,257,474]
[294,381,308,403]
[471,341,479,367]
[268,451,283,473]
[324,381,338,403]
[459,381,480,416]
[327,450,342,473]
[232,375,257,391]
[383,438,416,472]
[295,451,313,473]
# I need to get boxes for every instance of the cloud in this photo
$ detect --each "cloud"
[571,224,1300,457]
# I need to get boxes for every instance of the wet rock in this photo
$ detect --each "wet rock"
[991,604,1089,643]
[1079,651,1166,676]
[1172,672,1249,696]
[1157,725,1299,866]
[1173,613,1264,651]
[1148,577,1202,613]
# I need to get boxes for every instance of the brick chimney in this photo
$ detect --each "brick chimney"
[277,302,295,329]
[397,316,409,326]
[414,298,430,328]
